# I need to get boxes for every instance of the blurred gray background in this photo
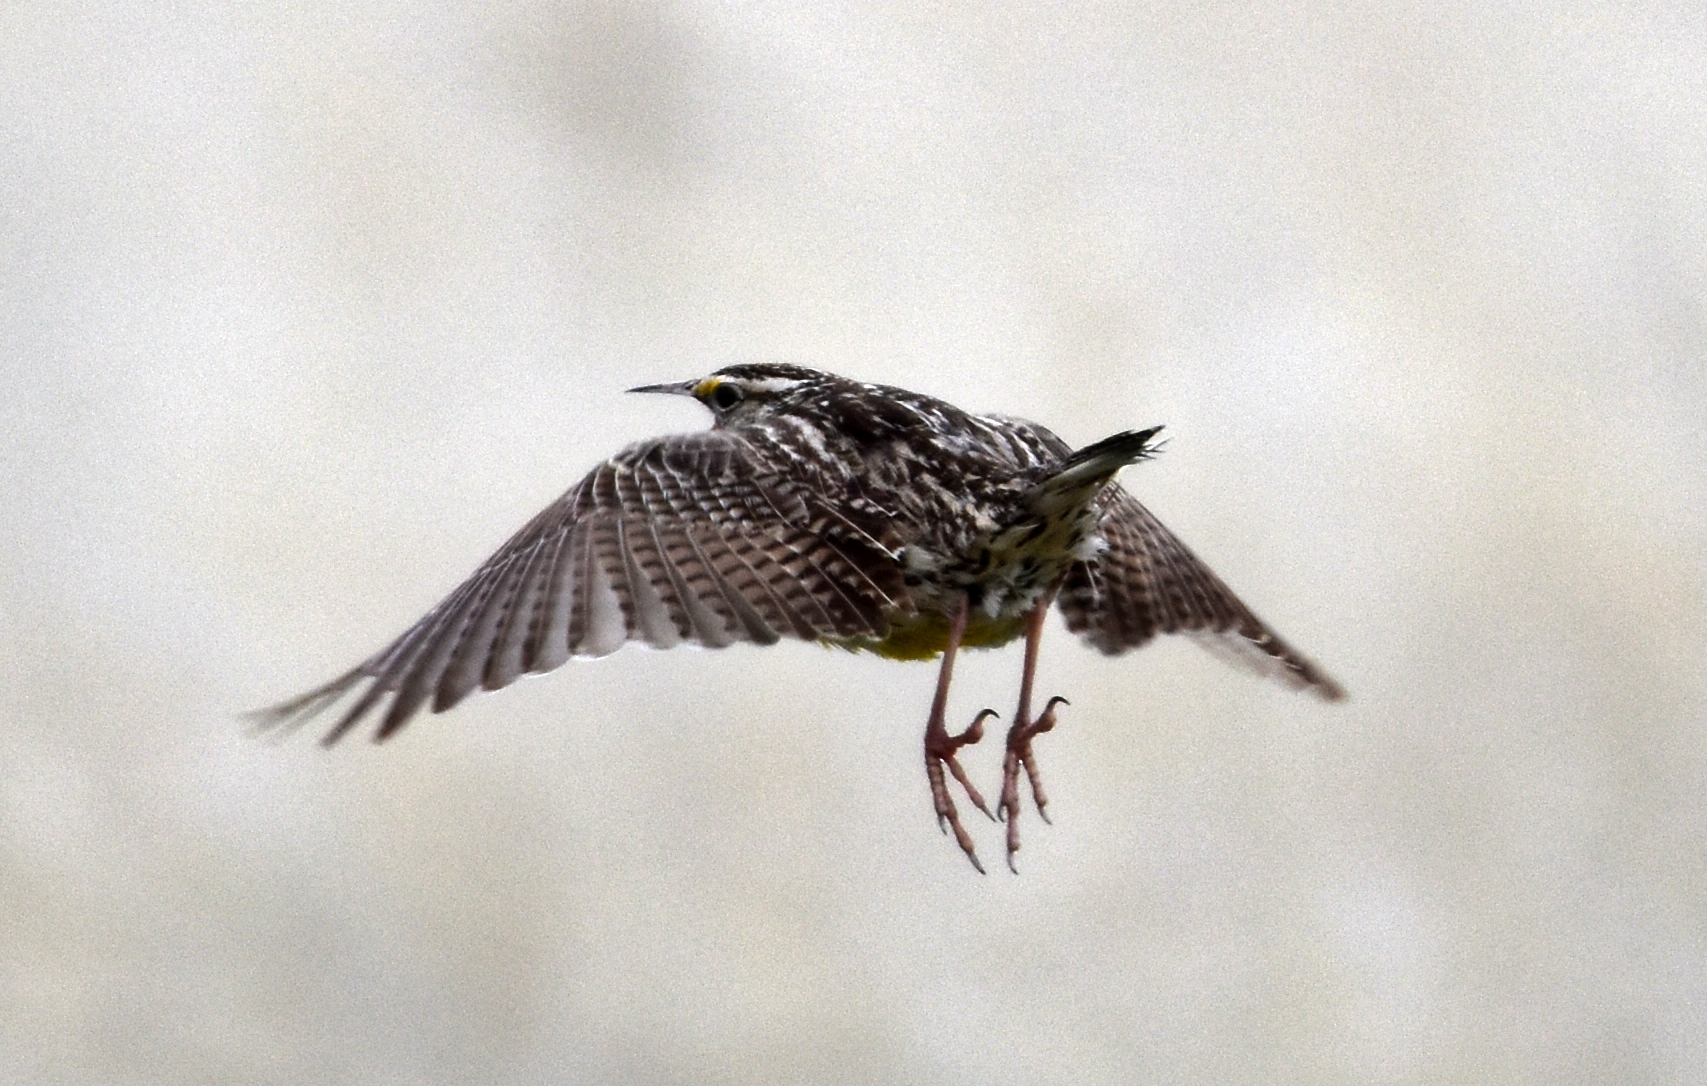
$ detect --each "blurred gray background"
[4,3,1703,1084]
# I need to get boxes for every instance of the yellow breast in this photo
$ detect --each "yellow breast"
[826,609,1031,661]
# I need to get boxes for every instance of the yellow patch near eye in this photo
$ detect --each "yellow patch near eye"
[693,378,723,398]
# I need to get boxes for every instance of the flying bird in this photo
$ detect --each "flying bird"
[253,364,1344,871]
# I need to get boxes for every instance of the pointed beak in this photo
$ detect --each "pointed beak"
[626,379,698,397]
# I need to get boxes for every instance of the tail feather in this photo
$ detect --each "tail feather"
[1050,427,1164,487]
[1025,427,1165,513]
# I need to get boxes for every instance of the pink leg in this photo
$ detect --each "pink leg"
[999,594,1069,872]
[923,595,997,873]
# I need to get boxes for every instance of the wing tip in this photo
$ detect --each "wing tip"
[242,665,393,746]
[1271,642,1347,702]
[1306,671,1349,702]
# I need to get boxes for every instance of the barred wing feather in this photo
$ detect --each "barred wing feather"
[252,431,910,744]
[1057,488,1344,700]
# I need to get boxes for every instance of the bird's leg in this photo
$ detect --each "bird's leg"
[923,594,996,873]
[1000,594,1069,872]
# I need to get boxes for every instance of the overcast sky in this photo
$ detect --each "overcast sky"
[3,3,1704,1084]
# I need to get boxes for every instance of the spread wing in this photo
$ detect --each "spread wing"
[1056,488,1344,700]
[252,431,911,744]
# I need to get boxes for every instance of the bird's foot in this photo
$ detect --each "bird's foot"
[924,708,999,874]
[999,695,1068,872]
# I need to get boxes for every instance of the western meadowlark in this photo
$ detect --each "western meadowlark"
[254,363,1343,872]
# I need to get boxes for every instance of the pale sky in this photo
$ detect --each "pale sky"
[3,4,1704,1084]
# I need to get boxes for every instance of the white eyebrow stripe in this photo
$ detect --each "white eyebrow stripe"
[735,377,805,394]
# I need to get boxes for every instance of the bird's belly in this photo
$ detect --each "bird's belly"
[832,608,1032,661]
[830,505,1103,661]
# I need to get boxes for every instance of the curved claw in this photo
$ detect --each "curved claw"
[1001,694,1070,870]
[1033,696,1068,736]
[957,708,999,745]
[942,710,998,823]
[926,708,1004,873]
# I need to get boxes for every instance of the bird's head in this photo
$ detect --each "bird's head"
[628,363,833,428]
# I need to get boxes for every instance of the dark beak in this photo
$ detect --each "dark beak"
[626,379,698,397]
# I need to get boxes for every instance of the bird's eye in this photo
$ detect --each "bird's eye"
[708,383,744,411]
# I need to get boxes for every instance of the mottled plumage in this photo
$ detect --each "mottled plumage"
[254,364,1342,871]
